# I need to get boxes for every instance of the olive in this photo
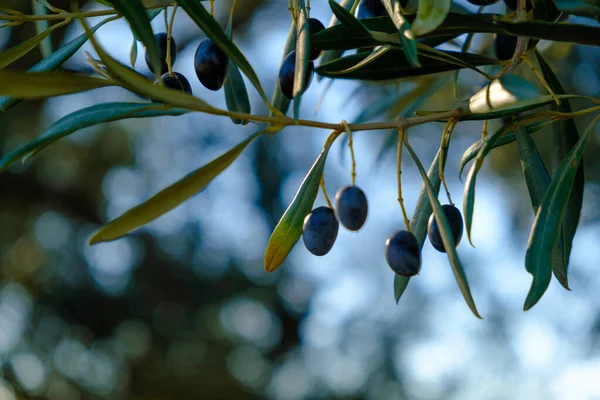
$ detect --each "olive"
[156,72,192,94]
[385,230,421,277]
[194,38,229,91]
[145,33,177,75]
[427,204,464,253]
[302,206,339,256]
[278,50,315,100]
[356,0,388,20]
[494,32,518,61]
[335,185,368,231]
[307,18,326,61]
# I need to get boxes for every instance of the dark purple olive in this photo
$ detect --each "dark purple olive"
[427,204,464,253]
[194,38,229,91]
[357,0,388,19]
[503,0,533,11]
[157,72,192,94]
[494,32,518,61]
[335,186,368,231]
[467,0,501,5]
[385,230,421,277]
[278,50,315,100]
[145,33,177,75]
[307,18,326,61]
[302,206,339,256]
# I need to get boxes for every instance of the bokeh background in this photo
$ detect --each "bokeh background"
[1,0,600,399]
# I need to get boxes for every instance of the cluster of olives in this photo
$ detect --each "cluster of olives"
[144,32,230,96]
[385,204,464,277]
[302,185,368,255]
[277,18,325,99]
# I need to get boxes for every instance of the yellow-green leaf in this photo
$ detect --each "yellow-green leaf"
[0,20,66,69]
[0,70,113,98]
[89,129,265,245]
[264,137,336,272]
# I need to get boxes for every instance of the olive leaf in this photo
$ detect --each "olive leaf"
[293,0,310,120]
[110,0,161,77]
[404,138,482,319]
[33,0,53,59]
[0,71,113,98]
[524,117,598,310]
[535,50,584,274]
[395,148,446,303]
[516,126,569,290]
[0,17,113,113]
[90,129,265,245]
[381,0,420,67]
[264,135,337,272]
[0,19,66,69]
[0,102,188,174]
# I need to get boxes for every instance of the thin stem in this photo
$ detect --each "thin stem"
[506,0,528,74]
[210,0,214,16]
[439,118,457,206]
[341,120,356,186]
[482,120,488,139]
[166,3,178,75]
[397,128,411,232]
[321,176,333,209]
[520,53,560,105]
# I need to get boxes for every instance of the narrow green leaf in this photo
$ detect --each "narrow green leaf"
[293,1,309,120]
[264,138,336,272]
[535,50,584,271]
[404,139,482,319]
[317,48,499,80]
[90,129,265,245]
[328,0,370,34]
[110,0,161,77]
[129,38,138,68]
[0,20,65,69]
[224,8,250,125]
[395,148,446,303]
[412,0,452,36]
[0,17,113,113]
[458,121,547,180]
[317,0,355,80]
[462,122,519,246]
[524,117,598,310]
[0,70,113,98]
[33,0,53,59]
[516,126,569,290]
[327,45,392,74]
[381,0,420,67]
[82,20,218,113]
[0,102,188,173]
[178,0,272,108]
